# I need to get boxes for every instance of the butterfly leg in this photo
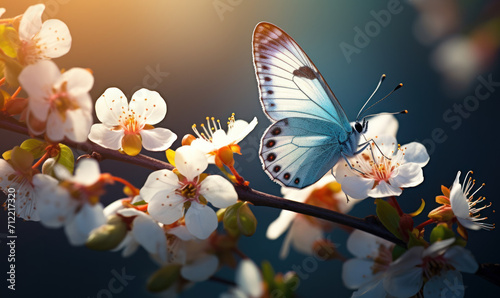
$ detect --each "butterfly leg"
[359,138,392,160]
[341,151,366,175]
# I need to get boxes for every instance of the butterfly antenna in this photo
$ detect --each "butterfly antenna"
[362,110,408,119]
[358,83,403,120]
[356,74,386,121]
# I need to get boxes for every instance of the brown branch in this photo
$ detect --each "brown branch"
[1,113,499,287]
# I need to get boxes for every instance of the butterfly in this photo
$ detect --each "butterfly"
[253,22,399,189]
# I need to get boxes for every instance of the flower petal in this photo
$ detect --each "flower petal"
[389,163,424,189]
[342,258,377,289]
[227,117,258,144]
[72,159,101,186]
[423,270,464,298]
[168,225,196,241]
[368,180,402,198]
[443,246,478,274]
[58,68,94,106]
[140,169,179,202]
[104,199,125,216]
[383,267,423,298]
[290,216,324,256]
[147,193,185,225]
[347,229,392,259]
[140,128,177,151]
[65,203,105,246]
[19,4,44,41]
[129,88,166,125]
[236,259,263,297]
[185,203,218,239]
[88,124,124,150]
[175,146,208,181]
[19,60,60,121]
[266,210,296,240]
[352,277,386,298]
[45,111,65,141]
[450,172,470,219]
[336,164,374,200]
[402,142,429,167]
[180,254,218,282]
[64,108,92,143]
[364,114,398,140]
[372,135,398,157]
[36,19,72,59]
[131,212,168,263]
[95,87,129,126]
[423,238,455,258]
[34,174,77,228]
[199,175,237,208]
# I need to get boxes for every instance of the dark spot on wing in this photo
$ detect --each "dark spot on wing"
[293,66,316,80]
[284,173,291,180]
[267,90,274,95]
[262,65,269,70]
[266,140,276,148]
[273,165,281,173]
[260,54,269,59]
[271,127,281,135]
[270,103,275,107]
[267,153,276,161]
[264,77,271,82]
[294,178,300,185]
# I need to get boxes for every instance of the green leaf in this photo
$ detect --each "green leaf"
[55,144,75,173]
[20,139,47,159]
[430,225,455,244]
[261,260,275,287]
[10,146,34,172]
[223,202,257,237]
[1,52,23,86]
[132,200,147,206]
[392,245,406,261]
[86,215,127,251]
[375,199,402,239]
[147,264,181,293]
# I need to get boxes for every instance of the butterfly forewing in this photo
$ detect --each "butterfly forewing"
[253,22,360,188]
[253,22,351,131]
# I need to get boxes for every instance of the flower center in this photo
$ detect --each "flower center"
[303,182,342,230]
[178,182,199,201]
[421,255,453,279]
[49,82,79,120]
[370,243,393,274]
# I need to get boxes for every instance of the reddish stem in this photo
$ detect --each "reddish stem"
[415,219,436,231]
[11,86,22,99]
[110,176,140,196]
[388,196,404,216]
[0,77,5,86]
[31,150,50,169]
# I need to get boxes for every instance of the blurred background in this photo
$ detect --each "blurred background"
[1,0,499,297]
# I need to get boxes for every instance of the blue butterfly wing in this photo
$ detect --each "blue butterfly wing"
[260,117,346,188]
[252,22,351,131]
[253,22,354,188]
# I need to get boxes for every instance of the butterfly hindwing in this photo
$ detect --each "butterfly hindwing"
[253,22,351,132]
[260,117,347,188]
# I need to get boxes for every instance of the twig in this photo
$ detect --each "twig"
[1,113,499,287]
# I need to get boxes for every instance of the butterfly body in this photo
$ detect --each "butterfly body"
[253,22,367,188]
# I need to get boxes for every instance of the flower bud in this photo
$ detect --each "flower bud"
[428,205,455,222]
[42,158,57,176]
[217,146,235,167]
[86,215,127,251]
[147,264,182,293]
[223,202,257,237]
[182,134,196,146]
